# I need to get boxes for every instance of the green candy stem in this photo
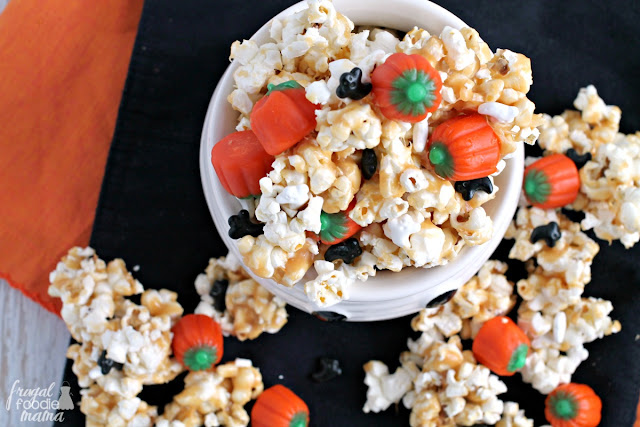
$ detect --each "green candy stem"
[266,80,302,95]
[183,346,217,371]
[549,391,578,420]
[390,69,437,117]
[319,210,349,243]
[428,142,455,179]
[524,169,551,204]
[506,343,529,372]
[289,412,309,427]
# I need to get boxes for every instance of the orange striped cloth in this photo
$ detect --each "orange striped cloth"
[0,0,143,314]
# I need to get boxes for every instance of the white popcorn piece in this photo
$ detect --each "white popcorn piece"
[304,260,354,307]
[305,80,331,105]
[363,361,417,413]
[440,26,475,71]
[383,213,422,249]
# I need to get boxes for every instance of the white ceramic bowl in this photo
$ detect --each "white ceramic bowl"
[200,0,524,321]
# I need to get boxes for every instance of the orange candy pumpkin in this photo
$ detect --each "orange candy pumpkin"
[250,81,319,155]
[371,52,442,123]
[251,384,309,427]
[472,316,530,376]
[171,314,223,371]
[523,153,580,209]
[545,383,602,427]
[423,113,501,181]
[211,130,274,198]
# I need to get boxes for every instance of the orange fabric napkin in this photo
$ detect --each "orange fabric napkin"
[0,0,143,315]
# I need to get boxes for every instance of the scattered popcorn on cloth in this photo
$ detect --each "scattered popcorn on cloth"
[194,253,288,340]
[537,85,640,248]
[226,0,543,307]
[156,359,264,427]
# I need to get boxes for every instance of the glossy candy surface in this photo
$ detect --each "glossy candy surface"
[424,114,501,181]
[250,81,319,155]
[454,177,493,201]
[172,314,224,371]
[371,53,442,123]
[211,130,274,198]
[228,210,264,239]
[324,238,362,264]
[251,384,310,427]
[472,316,530,376]
[545,383,602,427]
[336,67,372,100]
[523,154,580,209]
[530,222,562,247]
[318,200,362,245]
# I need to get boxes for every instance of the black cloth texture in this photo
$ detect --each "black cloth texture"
[57,0,640,425]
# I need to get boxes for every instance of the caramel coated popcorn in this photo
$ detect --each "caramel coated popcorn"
[80,384,157,427]
[156,359,264,427]
[496,402,533,427]
[194,254,288,340]
[226,0,542,307]
[411,261,515,339]
[49,247,185,424]
[537,85,640,247]
[506,207,599,289]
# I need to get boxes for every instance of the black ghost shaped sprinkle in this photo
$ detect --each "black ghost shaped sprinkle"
[565,148,592,169]
[530,221,562,247]
[311,357,343,382]
[336,67,372,100]
[228,210,264,239]
[454,177,493,201]
[324,238,362,264]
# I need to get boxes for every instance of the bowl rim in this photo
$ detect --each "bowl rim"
[199,0,524,319]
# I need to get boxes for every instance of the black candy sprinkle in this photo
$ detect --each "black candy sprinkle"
[324,238,362,264]
[228,210,264,239]
[98,350,123,375]
[566,148,592,169]
[361,148,378,180]
[210,279,229,312]
[530,221,562,247]
[311,357,343,382]
[425,289,457,308]
[336,67,372,100]
[312,311,347,322]
[454,177,493,201]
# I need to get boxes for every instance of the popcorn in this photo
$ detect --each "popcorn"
[194,254,288,341]
[363,360,419,413]
[156,359,264,427]
[304,260,353,306]
[537,86,640,247]
[506,207,599,289]
[80,385,157,427]
[50,248,184,399]
[440,26,475,71]
[518,297,621,352]
[411,261,515,339]
[520,347,589,394]
[496,402,534,427]
[224,0,543,305]
[315,102,382,152]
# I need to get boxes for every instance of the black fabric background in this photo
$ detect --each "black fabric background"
[57,1,640,425]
